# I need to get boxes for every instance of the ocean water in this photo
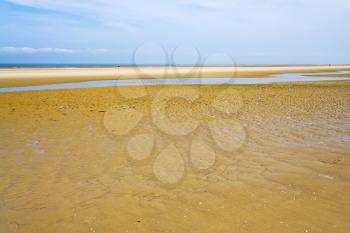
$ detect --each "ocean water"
[0,64,114,68]
[0,64,345,68]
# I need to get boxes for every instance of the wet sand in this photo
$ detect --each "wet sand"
[1,65,350,87]
[0,81,349,232]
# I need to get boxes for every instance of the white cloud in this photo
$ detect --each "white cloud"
[5,0,350,32]
[3,0,350,64]
[0,47,108,54]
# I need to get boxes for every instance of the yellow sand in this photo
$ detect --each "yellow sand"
[0,81,349,232]
[1,65,350,87]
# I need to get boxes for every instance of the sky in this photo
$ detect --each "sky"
[0,0,349,65]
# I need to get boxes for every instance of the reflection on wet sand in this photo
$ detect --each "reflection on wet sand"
[0,82,349,232]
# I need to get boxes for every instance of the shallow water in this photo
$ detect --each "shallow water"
[0,71,350,93]
[0,82,349,232]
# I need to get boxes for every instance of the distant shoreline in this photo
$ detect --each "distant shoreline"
[1,65,350,88]
[1,64,350,68]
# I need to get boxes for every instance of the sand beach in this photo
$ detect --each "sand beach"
[0,66,350,232]
[1,65,350,87]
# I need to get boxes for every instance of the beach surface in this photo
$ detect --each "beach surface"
[1,65,350,87]
[0,67,350,232]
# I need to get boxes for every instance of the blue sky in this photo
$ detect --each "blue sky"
[0,0,349,65]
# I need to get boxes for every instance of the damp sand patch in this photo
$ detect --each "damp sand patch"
[0,82,350,232]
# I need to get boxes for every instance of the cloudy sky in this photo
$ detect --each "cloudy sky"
[0,0,349,65]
